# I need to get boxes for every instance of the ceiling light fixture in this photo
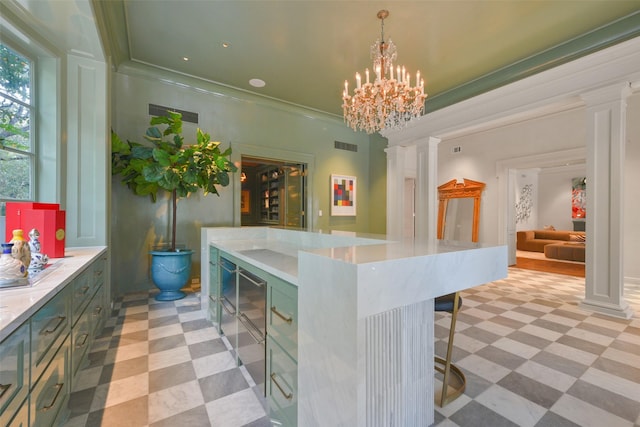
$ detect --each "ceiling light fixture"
[342,10,427,134]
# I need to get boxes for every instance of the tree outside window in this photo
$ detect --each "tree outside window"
[0,43,33,216]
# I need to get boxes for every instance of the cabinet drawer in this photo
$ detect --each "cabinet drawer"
[71,270,92,326]
[267,338,297,427]
[89,284,106,337]
[91,256,106,290]
[71,309,91,380]
[31,287,70,386]
[30,336,69,427]
[0,322,29,426]
[268,280,298,358]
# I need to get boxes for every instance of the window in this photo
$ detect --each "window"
[0,43,34,215]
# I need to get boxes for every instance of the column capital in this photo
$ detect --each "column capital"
[580,82,632,106]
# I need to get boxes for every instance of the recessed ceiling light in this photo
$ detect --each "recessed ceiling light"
[222,42,230,48]
[182,56,189,61]
[249,78,266,88]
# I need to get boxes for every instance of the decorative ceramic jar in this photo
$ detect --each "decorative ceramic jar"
[28,229,48,273]
[10,229,31,269]
[0,243,27,284]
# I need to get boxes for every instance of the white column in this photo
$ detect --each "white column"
[385,145,407,241]
[414,137,440,245]
[580,83,633,319]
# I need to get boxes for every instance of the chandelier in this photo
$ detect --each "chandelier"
[342,10,427,134]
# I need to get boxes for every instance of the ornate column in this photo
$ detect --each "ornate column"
[385,145,407,241]
[580,83,633,318]
[415,137,440,245]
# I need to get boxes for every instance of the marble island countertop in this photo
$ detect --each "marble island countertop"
[0,246,107,342]
[205,227,500,288]
[201,227,508,426]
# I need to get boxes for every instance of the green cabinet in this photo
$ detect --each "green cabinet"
[0,251,108,427]
[209,246,298,426]
[0,321,30,427]
[266,277,298,426]
[30,336,69,427]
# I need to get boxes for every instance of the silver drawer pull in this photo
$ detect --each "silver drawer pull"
[77,285,90,296]
[76,333,89,348]
[42,316,66,335]
[93,306,103,316]
[0,383,11,400]
[271,306,293,324]
[221,296,236,315]
[41,383,63,411]
[239,270,266,287]
[238,313,265,344]
[220,261,236,274]
[270,373,293,400]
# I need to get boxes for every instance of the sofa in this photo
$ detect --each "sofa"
[516,230,586,252]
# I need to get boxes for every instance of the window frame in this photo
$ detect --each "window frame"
[1,40,37,204]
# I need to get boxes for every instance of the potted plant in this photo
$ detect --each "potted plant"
[111,111,236,300]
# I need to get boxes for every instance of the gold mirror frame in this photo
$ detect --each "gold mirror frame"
[437,178,486,243]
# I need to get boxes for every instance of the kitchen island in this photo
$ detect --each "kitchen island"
[201,227,507,426]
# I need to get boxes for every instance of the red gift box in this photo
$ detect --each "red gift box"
[5,202,66,258]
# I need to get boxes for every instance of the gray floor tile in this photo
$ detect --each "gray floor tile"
[149,333,187,354]
[489,315,527,330]
[507,330,553,349]
[199,367,252,403]
[567,379,640,422]
[99,355,149,384]
[450,401,520,427]
[531,318,573,334]
[534,411,583,427]
[497,371,563,408]
[556,334,607,355]
[531,350,589,378]
[475,345,527,371]
[149,360,197,393]
[591,356,640,383]
[459,326,502,344]
[85,395,149,427]
[148,314,181,329]
[189,337,228,359]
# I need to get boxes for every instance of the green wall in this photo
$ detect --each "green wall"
[111,63,387,296]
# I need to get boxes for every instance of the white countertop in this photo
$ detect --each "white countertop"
[206,228,495,287]
[0,246,107,342]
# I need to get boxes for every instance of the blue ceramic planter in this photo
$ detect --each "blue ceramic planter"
[150,249,193,301]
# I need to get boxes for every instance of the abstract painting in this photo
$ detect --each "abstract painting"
[331,174,356,216]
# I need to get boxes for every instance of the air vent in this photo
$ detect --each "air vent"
[148,104,199,124]
[334,141,358,152]
[452,146,462,153]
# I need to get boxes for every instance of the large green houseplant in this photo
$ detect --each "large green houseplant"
[112,111,236,300]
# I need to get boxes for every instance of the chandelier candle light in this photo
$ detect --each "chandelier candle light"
[342,10,427,134]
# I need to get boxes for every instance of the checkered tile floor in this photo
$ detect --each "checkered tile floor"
[65,268,640,427]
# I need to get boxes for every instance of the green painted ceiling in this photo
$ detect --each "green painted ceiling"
[97,1,640,117]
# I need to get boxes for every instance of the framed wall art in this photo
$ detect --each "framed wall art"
[331,174,356,216]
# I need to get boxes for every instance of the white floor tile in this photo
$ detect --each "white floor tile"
[515,360,577,392]
[206,388,267,427]
[148,379,205,424]
[475,384,546,427]
[551,394,634,427]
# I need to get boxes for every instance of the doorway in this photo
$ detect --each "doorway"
[241,156,307,228]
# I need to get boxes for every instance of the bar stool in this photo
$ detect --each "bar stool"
[434,292,466,407]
